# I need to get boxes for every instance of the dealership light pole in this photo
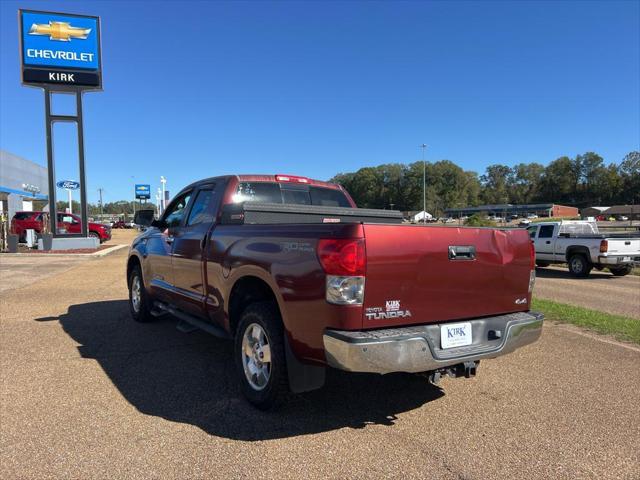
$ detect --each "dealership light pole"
[420,144,427,219]
[160,176,166,214]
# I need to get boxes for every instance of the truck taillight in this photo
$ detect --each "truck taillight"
[318,239,366,305]
[600,239,608,253]
[318,238,366,276]
[276,174,309,184]
[529,240,535,270]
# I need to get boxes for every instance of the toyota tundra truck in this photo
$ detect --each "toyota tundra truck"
[128,174,542,409]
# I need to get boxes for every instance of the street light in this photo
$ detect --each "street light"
[160,176,166,214]
[419,144,427,221]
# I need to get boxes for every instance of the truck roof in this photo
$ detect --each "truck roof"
[183,174,343,191]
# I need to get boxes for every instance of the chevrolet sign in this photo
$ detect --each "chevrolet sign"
[135,184,151,200]
[20,10,102,89]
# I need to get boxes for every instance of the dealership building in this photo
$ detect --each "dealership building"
[445,203,579,218]
[0,150,49,220]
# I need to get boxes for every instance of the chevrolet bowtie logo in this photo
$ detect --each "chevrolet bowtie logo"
[29,21,91,41]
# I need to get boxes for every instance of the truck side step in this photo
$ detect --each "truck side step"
[154,302,231,339]
[176,320,198,333]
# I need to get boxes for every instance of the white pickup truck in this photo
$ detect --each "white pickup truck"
[527,220,640,277]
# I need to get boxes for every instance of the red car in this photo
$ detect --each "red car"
[128,174,542,409]
[11,211,112,243]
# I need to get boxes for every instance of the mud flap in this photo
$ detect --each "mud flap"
[284,335,326,393]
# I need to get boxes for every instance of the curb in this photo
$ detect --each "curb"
[0,244,128,258]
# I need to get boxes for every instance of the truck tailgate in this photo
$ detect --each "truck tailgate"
[605,237,640,255]
[362,224,532,329]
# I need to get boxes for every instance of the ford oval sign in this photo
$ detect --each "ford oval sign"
[56,180,80,190]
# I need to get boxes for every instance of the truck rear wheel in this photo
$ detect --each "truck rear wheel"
[609,266,632,276]
[128,265,154,323]
[568,254,592,278]
[234,302,289,410]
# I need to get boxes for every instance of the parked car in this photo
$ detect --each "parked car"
[616,215,629,221]
[11,211,112,243]
[519,219,531,227]
[127,174,542,409]
[112,219,135,229]
[528,220,640,277]
[526,214,538,219]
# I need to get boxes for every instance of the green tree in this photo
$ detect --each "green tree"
[480,164,511,204]
[620,151,640,204]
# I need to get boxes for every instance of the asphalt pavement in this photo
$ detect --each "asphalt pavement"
[534,266,640,319]
[1,246,639,479]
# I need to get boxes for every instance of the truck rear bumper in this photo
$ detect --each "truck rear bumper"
[597,255,640,265]
[323,311,543,374]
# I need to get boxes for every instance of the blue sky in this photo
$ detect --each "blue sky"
[1,0,639,204]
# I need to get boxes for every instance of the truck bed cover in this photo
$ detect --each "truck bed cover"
[220,202,403,225]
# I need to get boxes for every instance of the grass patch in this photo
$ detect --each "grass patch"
[631,268,640,276]
[532,297,640,344]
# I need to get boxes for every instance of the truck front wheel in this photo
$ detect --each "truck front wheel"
[234,302,289,410]
[568,254,592,278]
[128,265,154,322]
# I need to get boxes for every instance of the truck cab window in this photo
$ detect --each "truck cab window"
[164,192,192,228]
[527,226,537,239]
[309,186,351,207]
[187,189,217,226]
[234,183,282,203]
[538,225,555,238]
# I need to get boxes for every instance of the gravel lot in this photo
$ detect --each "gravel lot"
[1,245,639,479]
[535,266,640,319]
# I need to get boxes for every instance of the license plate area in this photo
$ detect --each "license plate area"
[441,322,473,349]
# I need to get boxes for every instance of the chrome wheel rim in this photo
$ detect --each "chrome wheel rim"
[571,258,582,273]
[241,323,272,391]
[131,275,141,313]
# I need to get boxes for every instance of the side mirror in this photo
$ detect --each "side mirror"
[133,209,155,227]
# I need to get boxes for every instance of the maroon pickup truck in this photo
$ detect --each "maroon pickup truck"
[129,174,542,409]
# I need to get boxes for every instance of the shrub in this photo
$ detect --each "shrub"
[464,213,496,227]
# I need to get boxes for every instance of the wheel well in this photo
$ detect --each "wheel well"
[127,255,141,282]
[566,246,590,263]
[229,276,279,336]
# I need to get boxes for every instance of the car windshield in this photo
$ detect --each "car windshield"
[233,182,351,207]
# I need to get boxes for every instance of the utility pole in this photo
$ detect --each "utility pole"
[98,187,104,218]
[420,144,427,221]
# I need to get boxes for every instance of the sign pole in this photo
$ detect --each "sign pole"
[76,90,88,237]
[43,88,57,236]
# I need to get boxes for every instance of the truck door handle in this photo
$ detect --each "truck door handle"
[545,240,551,244]
[449,245,476,260]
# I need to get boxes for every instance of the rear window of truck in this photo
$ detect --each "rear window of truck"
[234,182,351,207]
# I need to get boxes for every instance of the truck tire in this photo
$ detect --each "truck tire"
[128,265,154,322]
[609,266,632,276]
[234,301,289,410]
[568,254,592,278]
[89,231,101,244]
